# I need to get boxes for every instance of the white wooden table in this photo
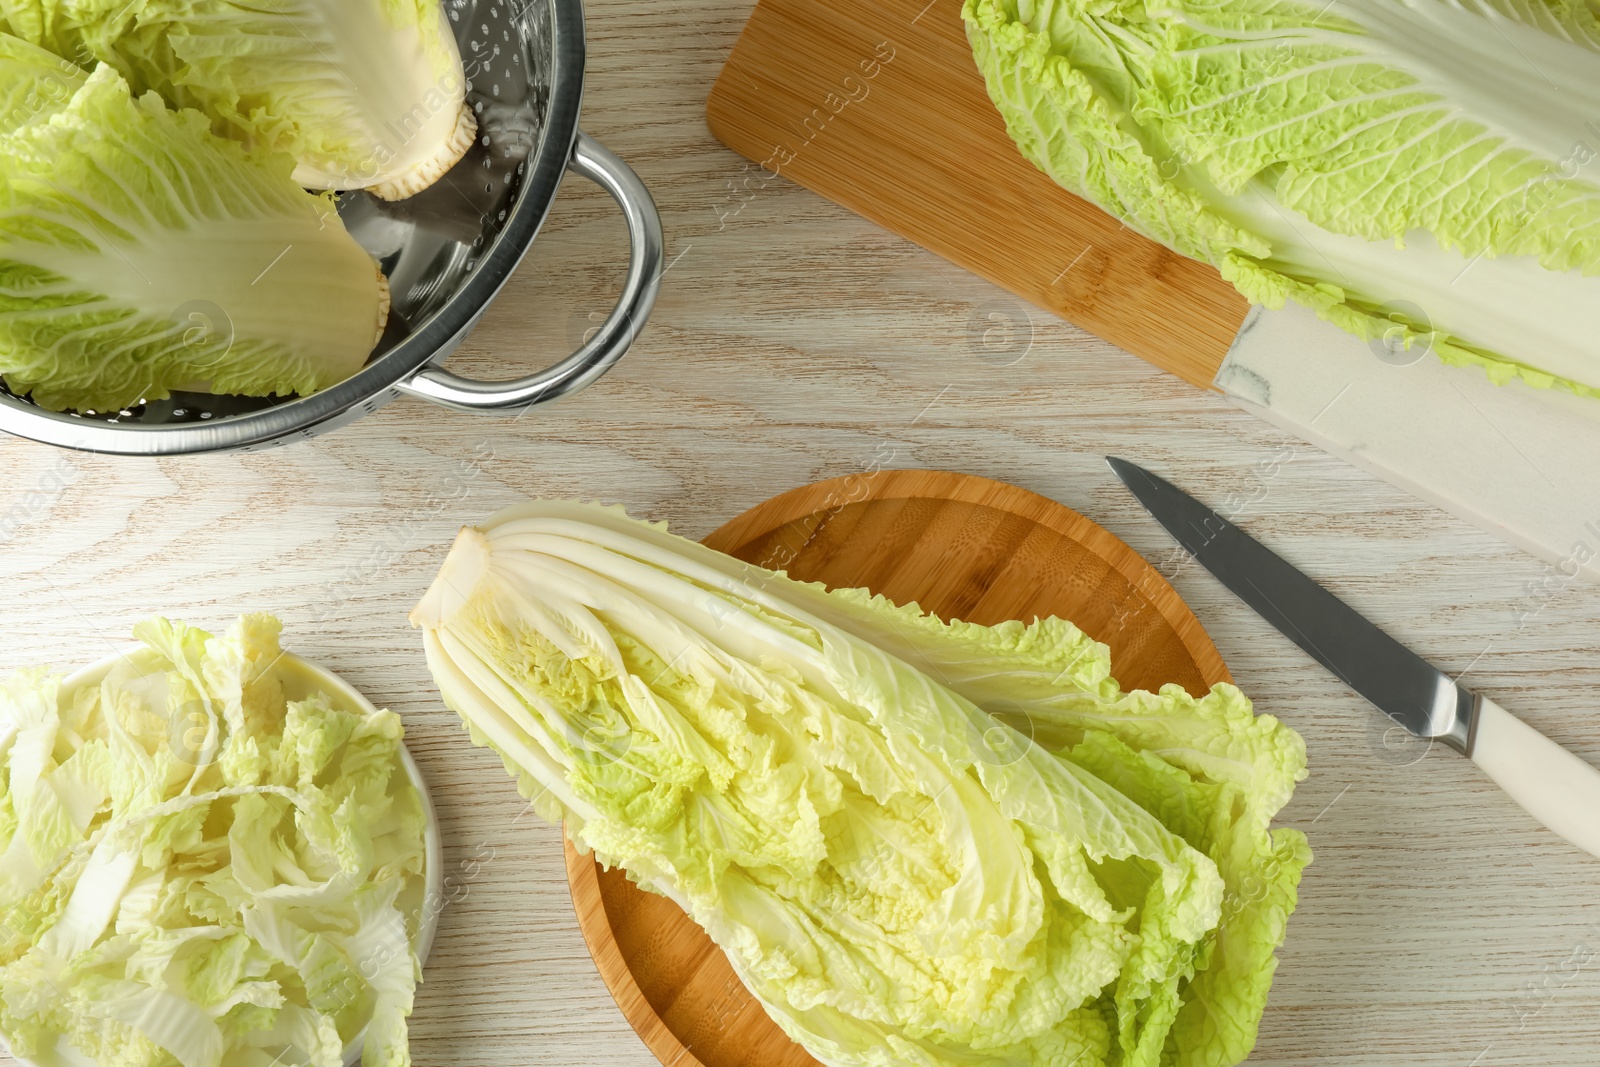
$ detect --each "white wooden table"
[2,2,1598,1064]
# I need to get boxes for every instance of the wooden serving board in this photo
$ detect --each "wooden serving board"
[704,0,1251,390]
[563,469,1230,1067]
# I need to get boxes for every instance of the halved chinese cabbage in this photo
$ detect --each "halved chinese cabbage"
[0,47,388,412]
[4,0,474,199]
[964,0,1600,396]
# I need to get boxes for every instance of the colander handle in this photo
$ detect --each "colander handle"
[394,131,664,413]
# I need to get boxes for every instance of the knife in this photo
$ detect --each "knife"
[1217,303,1600,581]
[1108,456,1600,860]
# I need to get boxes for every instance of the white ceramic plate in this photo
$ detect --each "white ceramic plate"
[0,646,443,1067]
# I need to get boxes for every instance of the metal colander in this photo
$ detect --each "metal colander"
[0,0,663,455]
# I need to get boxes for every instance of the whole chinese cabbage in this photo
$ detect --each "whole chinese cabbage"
[412,500,1310,1067]
[4,0,473,199]
[964,0,1600,396]
[0,614,428,1067]
[0,41,388,412]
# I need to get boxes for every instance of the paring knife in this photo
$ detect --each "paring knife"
[1108,456,1600,860]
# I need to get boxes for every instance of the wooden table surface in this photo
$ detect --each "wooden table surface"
[1,2,1597,1064]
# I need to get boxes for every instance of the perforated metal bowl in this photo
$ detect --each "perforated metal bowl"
[0,0,663,455]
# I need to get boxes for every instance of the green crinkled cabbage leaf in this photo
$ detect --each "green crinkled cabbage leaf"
[415,500,1310,1067]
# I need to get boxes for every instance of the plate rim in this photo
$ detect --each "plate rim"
[702,469,1230,687]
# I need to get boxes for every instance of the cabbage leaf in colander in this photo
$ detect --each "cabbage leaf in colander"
[0,40,387,412]
[4,0,474,198]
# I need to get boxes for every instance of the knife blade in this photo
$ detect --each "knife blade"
[1108,456,1600,860]
[1216,304,1600,582]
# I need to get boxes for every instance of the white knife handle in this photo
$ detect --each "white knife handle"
[1469,696,1600,860]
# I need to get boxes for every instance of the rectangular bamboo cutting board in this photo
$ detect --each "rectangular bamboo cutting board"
[704,0,1252,390]
[704,0,1600,579]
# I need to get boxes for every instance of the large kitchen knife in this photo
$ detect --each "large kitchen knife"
[1108,456,1600,859]
[1215,304,1600,581]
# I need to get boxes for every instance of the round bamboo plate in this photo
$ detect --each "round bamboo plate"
[563,469,1230,1067]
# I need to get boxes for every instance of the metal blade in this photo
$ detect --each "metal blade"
[1107,457,1475,752]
